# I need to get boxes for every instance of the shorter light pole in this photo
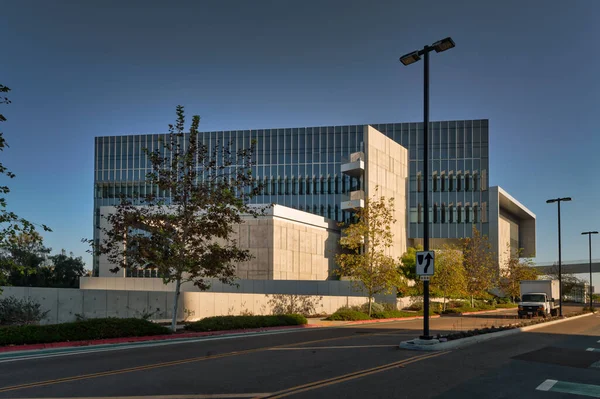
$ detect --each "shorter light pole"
[546,197,571,317]
[581,231,598,311]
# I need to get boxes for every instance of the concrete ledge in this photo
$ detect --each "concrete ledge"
[399,312,595,351]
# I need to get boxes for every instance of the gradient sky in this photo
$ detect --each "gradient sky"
[2,1,599,287]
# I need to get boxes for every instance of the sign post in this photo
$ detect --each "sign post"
[416,251,435,338]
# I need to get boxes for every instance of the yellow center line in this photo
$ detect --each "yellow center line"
[258,351,449,399]
[0,330,401,394]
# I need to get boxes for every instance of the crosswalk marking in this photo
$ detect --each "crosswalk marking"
[536,380,558,391]
[586,347,598,352]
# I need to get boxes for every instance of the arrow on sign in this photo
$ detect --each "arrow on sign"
[423,253,433,273]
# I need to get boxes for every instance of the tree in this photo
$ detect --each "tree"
[462,227,497,307]
[430,245,467,310]
[498,244,539,302]
[335,190,402,316]
[0,231,51,287]
[398,245,423,297]
[0,85,50,247]
[48,250,87,288]
[93,106,260,331]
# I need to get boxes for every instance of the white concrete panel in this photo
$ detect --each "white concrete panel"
[82,290,108,319]
[57,289,83,323]
[106,290,129,318]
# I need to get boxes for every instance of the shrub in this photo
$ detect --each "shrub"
[184,314,307,332]
[371,310,419,319]
[441,307,478,314]
[381,302,398,312]
[326,309,370,321]
[0,296,50,326]
[447,300,469,309]
[267,294,323,316]
[403,301,423,311]
[359,302,384,314]
[0,318,171,346]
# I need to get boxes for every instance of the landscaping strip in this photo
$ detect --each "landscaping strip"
[400,312,595,351]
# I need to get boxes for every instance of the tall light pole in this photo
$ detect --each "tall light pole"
[400,37,455,339]
[546,197,571,317]
[581,231,598,311]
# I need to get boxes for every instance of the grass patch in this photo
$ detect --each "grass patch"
[371,310,421,319]
[441,307,479,314]
[495,303,518,308]
[184,314,307,332]
[0,318,171,346]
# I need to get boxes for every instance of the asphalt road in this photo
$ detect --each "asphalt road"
[0,306,598,399]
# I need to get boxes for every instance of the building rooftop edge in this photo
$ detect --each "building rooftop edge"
[492,186,536,219]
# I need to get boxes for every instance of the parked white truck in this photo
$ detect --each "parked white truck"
[518,280,560,318]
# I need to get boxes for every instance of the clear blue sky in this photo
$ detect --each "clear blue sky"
[2,1,599,286]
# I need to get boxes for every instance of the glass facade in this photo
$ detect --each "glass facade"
[93,120,489,276]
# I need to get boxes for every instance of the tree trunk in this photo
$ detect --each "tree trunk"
[471,295,474,308]
[171,277,182,332]
[443,295,447,312]
[368,296,373,316]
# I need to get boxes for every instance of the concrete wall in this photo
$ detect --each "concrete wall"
[364,126,409,259]
[498,211,519,269]
[0,286,390,325]
[98,205,340,281]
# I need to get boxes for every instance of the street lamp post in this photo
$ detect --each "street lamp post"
[400,37,455,339]
[581,231,598,311]
[546,197,572,317]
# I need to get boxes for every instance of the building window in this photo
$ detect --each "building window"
[321,177,326,194]
[335,205,340,221]
[449,204,454,223]
[433,173,438,192]
[473,172,478,191]
[327,176,332,194]
[433,203,438,223]
[481,170,487,191]
[465,204,471,223]
[449,173,454,192]
[441,173,446,192]
[320,205,325,216]
[481,202,487,222]
[299,177,304,195]
[418,203,422,223]
[334,175,339,194]
[473,203,479,223]
[417,173,422,192]
[292,177,297,195]
[327,205,332,219]
[342,176,346,194]
[457,204,462,223]
[441,203,446,223]
[313,177,319,194]
[272,178,277,195]
[306,177,311,195]
[279,178,285,195]
[457,173,462,192]
[285,177,290,195]
[465,173,470,192]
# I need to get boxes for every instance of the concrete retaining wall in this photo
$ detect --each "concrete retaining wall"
[0,286,387,325]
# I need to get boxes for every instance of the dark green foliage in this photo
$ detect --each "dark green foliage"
[184,314,307,332]
[371,310,420,319]
[0,318,171,346]
[441,307,479,314]
[326,309,371,321]
[0,296,49,325]
[495,303,518,309]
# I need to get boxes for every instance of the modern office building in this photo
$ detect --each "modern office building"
[93,119,536,278]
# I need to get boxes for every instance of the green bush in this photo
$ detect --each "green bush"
[403,301,423,311]
[447,300,469,309]
[0,318,171,346]
[359,302,384,314]
[184,314,307,332]
[326,309,371,321]
[441,307,479,314]
[371,310,419,319]
[381,302,398,312]
[475,303,495,311]
[0,296,50,326]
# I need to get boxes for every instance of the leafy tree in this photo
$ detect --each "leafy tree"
[462,226,497,307]
[0,85,50,246]
[0,231,51,287]
[397,245,423,297]
[430,245,467,310]
[335,190,402,316]
[498,244,539,302]
[93,106,260,331]
[48,250,87,288]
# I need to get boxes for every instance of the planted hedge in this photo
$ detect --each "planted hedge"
[184,314,307,332]
[326,309,371,321]
[0,318,171,346]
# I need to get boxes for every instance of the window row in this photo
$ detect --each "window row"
[412,202,488,224]
[417,170,487,192]
[95,175,363,200]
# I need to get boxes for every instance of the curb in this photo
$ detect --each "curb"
[399,312,595,351]
[441,308,518,316]
[0,323,323,354]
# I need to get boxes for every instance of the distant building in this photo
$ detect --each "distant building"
[93,119,535,278]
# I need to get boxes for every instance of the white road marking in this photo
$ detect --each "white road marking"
[536,379,558,391]
[591,361,600,369]
[586,347,598,352]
